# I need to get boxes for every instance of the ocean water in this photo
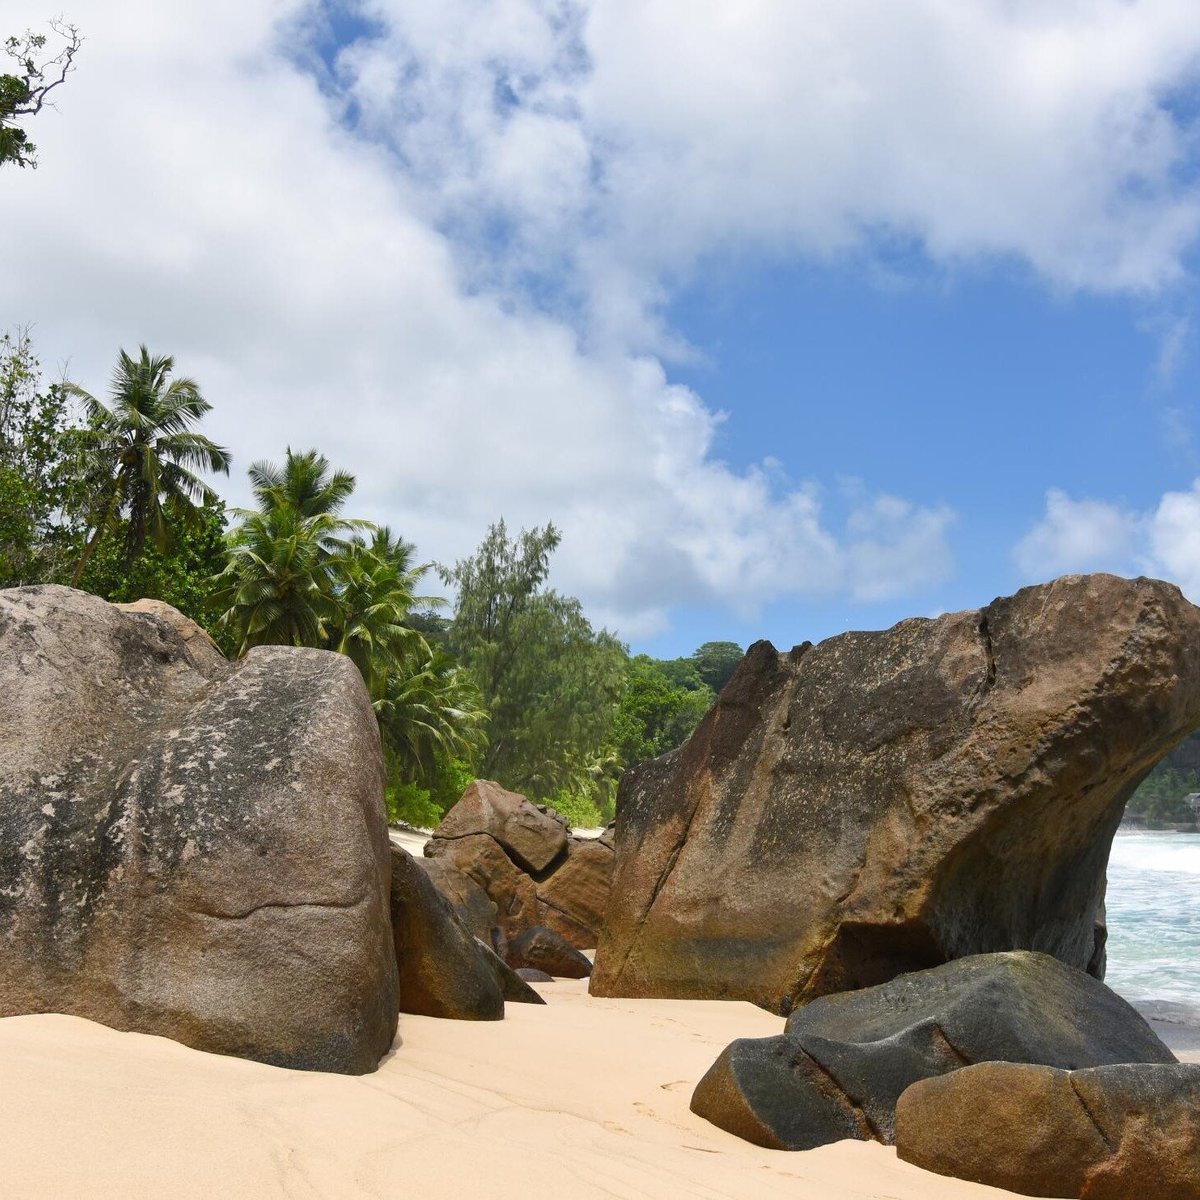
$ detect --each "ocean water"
[1105,831,1200,1015]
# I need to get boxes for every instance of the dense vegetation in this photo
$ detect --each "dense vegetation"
[0,332,741,828]
[1127,759,1200,827]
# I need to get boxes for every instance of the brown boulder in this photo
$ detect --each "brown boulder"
[425,783,614,950]
[0,586,398,1074]
[418,854,498,941]
[436,779,568,873]
[425,830,540,936]
[535,837,614,945]
[592,575,1200,1011]
[505,925,593,979]
[390,846,504,1021]
[895,1061,1200,1199]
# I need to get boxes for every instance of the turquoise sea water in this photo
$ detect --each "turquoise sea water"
[1105,831,1200,1015]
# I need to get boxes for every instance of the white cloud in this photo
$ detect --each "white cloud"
[0,0,964,639]
[1013,489,1141,578]
[12,2,1200,638]
[1015,482,1200,604]
[1146,481,1200,598]
[345,0,1200,339]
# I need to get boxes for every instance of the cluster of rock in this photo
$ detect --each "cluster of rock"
[421,779,613,961]
[0,586,543,1076]
[5,573,1200,1195]
[595,573,1200,1196]
[691,949,1199,1195]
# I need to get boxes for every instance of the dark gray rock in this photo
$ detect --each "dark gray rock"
[0,585,398,1074]
[391,846,504,1021]
[473,937,547,1005]
[593,575,1200,1010]
[896,1061,1200,1199]
[515,967,554,983]
[506,925,593,979]
[691,952,1175,1151]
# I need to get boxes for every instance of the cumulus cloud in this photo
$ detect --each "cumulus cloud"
[346,0,1200,328]
[6,1,1200,637]
[1013,490,1141,578]
[1015,482,1200,603]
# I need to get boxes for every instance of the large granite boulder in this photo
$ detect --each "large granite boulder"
[592,575,1200,1010]
[424,781,614,949]
[896,1061,1200,1199]
[690,952,1175,1151]
[0,586,399,1074]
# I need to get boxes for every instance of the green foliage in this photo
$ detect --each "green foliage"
[1,21,81,169]
[218,448,489,806]
[67,346,232,585]
[690,640,744,693]
[1128,761,1200,826]
[612,654,714,768]
[0,330,85,586]
[387,756,475,828]
[213,449,357,651]
[443,519,627,805]
[79,495,235,650]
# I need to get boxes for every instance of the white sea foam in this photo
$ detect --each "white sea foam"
[1105,831,1200,1010]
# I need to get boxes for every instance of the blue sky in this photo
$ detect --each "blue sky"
[648,259,1200,654]
[4,0,1200,656]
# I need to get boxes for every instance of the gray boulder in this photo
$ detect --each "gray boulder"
[0,586,398,1074]
[593,575,1200,1010]
[690,952,1175,1151]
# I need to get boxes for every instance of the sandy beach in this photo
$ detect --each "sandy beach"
[1,975,1194,1200]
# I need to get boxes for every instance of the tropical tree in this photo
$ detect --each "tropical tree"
[1,20,82,169]
[443,519,627,805]
[326,527,438,697]
[0,329,83,586]
[213,449,365,652]
[215,448,490,812]
[68,346,231,586]
[376,641,488,786]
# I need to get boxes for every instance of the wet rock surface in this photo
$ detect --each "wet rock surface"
[0,586,398,1074]
[690,952,1175,1151]
[592,574,1200,1010]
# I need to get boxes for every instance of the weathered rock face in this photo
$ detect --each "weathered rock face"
[436,780,568,873]
[592,575,1200,1010]
[505,925,593,979]
[390,846,504,1021]
[0,586,399,1074]
[896,1061,1200,1199]
[424,782,614,949]
[690,952,1175,1152]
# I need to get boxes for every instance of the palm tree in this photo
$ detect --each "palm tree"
[247,449,357,523]
[211,503,345,653]
[68,346,231,586]
[376,641,488,786]
[327,527,442,696]
[213,449,363,653]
